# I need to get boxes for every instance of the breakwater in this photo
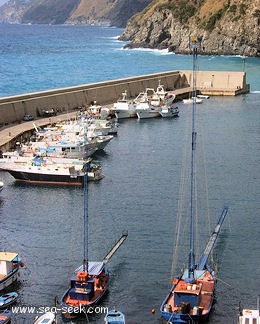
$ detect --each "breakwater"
[0,70,249,125]
[0,70,249,151]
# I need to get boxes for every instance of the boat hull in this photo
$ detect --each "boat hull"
[136,109,160,119]
[33,311,55,324]
[7,169,84,187]
[0,269,19,291]
[159,107,179,118]
[160,267,215,324]
[61,263,109,319]
[105,309,125,323]
[0,310,11,324]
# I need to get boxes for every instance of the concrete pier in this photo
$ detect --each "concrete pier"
[0,70,249,152]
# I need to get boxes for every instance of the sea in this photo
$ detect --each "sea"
[0,24,259,324]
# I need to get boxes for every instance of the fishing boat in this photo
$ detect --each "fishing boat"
[33,311,55,324]
[183,97,203,104]
[0,156,103,186]
[61,163,128,319]
[0,310,11,324]
[104,309,125,324]
[159,105,179,118]
[113,90,137,119]
[0,292,18,309]
[160,36,228,324]
[135,88,161,119]
[0,252,24,291]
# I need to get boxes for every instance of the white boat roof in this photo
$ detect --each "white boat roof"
[0,252,19,262]
[242,309,259,317]
[75,261,105,276]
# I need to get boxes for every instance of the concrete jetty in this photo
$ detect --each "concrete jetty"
[0,70,249,152]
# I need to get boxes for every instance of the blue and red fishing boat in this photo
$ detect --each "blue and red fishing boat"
[61,163,127,319]
[160,36,229,323]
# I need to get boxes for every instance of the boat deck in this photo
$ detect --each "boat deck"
[165,270,214,316]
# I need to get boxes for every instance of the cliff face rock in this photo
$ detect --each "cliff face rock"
[0,0,35,23]
[0,0,153,27]
[119,0,260,57]
[66,0,153,27]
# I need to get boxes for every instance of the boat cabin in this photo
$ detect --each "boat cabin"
[239,309,260,324]
[0,252,19,279]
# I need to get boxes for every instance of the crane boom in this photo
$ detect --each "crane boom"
[103,231,128,264]
[197,207,228,270]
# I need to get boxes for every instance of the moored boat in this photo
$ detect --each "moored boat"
[0,252,24,291]
[0,292,18,309]
[33,311,55,324]
[160,36,228,324]
[0,181,3,192]
[61,164,128,319]
[135,89,161,119]
[197,94,210,99]
[104,309,125,324]
[159,106,179,118]
[0,156,103,186]
[0,310,11,324]
[113,90,137,119]
[183,97,203,104]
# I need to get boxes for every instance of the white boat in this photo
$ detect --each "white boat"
[159,106,179,118]
[0,181,3,192]
[135,89,161,119]
[183,97,203,104]
[197,94,210,99]
[156,81,168,100]
[0,252,24,291]
[33,311,55,324]
[238,309,260,324]
[0,157,103,186]
[113,90,137,119]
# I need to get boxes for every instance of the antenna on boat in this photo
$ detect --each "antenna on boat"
[188,35,203,279]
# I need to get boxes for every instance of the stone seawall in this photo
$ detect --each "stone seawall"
[0,70,249,127]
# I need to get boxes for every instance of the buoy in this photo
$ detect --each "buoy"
[151,308,155,314]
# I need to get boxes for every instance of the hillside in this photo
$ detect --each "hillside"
[119,0,260,57]
[0,0,153,27]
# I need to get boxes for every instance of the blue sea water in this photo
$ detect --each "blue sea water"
[0,23,260,98]
[0,24,259,324]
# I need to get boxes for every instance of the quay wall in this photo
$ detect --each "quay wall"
[0,70,249,127]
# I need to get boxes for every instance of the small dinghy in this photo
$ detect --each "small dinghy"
[0,292,18,309]
[0,310,11,324]
[104,309,125,324]
[33,311,55,324]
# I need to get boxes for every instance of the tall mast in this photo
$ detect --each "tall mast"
[83,128,89,272]
[188,36,202,279]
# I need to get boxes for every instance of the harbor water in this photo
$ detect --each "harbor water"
[0,24,260,323]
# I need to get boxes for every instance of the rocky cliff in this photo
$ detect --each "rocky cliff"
[0,0,153,27]
[119,0,260,57]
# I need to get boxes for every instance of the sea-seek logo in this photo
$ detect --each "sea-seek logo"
[12,305,109,315]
